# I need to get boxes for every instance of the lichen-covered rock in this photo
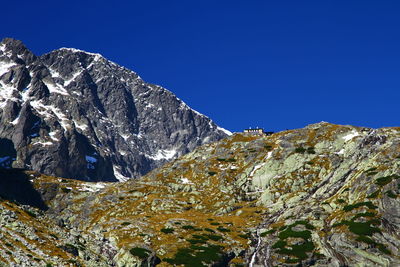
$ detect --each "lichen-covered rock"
[0,122,399,266]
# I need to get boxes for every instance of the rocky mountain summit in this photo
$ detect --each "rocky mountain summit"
[0,122,399,266]
[0,38,229,181]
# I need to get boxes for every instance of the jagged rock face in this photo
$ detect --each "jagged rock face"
[0,38,229,181]
[17,123,398,266]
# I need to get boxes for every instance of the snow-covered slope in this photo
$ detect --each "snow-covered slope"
[0,38,230,181]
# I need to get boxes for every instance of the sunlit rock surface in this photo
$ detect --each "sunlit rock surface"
[0,122,398,266]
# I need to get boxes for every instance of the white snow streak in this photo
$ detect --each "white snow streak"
[74,120,89,132]
[49,69,62,78]
[32,141,53,146]
[10,115,20,125]
[113,166,130,182]
[64,71,82,86]
[59,47,103,59]
[43,80,69,96]
[336,149,345,155]
[147,149,177,161]
[217,126,232,136]
[0,62,16,77]
[249,163,265,177]
[342,130,360,142]
[30,100,71,131]
[181,177,193,184]
[79,183,106,192]
[0,82,19,108]
[49,131,59,141]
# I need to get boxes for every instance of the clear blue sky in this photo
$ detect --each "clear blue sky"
[2,1,400,132]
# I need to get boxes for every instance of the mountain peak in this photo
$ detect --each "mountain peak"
[0,38,36,65]
[0,37,27,51]
[0,39,230,181]
[54,47,104,59]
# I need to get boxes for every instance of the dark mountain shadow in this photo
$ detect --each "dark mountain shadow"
[0,168,48,210]
[0,138,17,168]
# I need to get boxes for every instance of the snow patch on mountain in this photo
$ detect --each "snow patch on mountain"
[343,130,360,142]
[0,62,16,76]
[148,149,177,161]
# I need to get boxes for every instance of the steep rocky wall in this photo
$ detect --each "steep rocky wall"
[0,38,229,182]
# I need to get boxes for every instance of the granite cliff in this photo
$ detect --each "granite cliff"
[0,38,229,182]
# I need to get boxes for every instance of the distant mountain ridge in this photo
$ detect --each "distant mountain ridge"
[0,38,230,181]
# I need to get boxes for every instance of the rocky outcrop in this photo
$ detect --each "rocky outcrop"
[0,123,399,266]
[16,123,398,266]
[0,38,229,182]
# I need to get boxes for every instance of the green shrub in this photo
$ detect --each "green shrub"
[367,190,380,199]
[217,226,230,232]
[163,244,224,267]
[205,234,223,241]
[192,234,208,241]
[336,220,381,236]
[307,147,316,154]
[129,247,151,259]
[364,167,377,173]
[356,235,375,244]
[271,220,317,261]
[295,147,306,154]
[276,241,315,260]
[272,240,286,249]
[352,212,376,220]
[260,229,276,237]
[375,176,394,186]
[160,228,174,234]
[343,201,377,212]
[278,228,311,239]
[385,190,397,198]
[187,238,207,245]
